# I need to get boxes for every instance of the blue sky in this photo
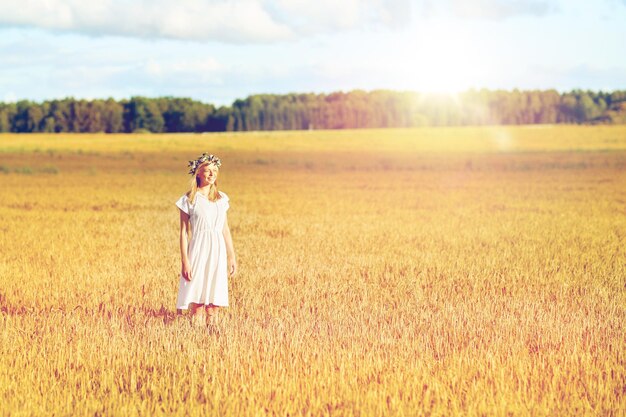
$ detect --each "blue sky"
[1,0,625,105]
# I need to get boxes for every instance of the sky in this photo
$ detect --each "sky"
[1,0,625,106]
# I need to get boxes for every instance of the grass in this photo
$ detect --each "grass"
[0,126,624,416]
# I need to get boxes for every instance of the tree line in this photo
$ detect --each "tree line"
[1,89,625,133]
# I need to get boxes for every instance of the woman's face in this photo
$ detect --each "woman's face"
[197,163,219,186]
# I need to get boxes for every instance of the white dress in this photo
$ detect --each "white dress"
[175,190,230,309]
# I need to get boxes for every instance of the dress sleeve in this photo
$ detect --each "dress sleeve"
[220,191,230,211]
[175,194,189,215]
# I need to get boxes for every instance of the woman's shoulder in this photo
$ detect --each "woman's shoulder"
[175,192,192,214]
[218,191,229,201]
[176,192,196,207]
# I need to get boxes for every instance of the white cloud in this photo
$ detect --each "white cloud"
[0,0,411,42]
[0,1,559,43]
[451,0,556,19]
[0,29,233,101]
[0,0,292,42]
[420,0,558,19]
[265,0,411,33]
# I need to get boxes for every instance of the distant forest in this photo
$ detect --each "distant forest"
[1,89,625,133]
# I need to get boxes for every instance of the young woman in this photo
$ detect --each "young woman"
[175,153,237,326]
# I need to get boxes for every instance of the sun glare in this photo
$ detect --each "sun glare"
[397,21,485,95]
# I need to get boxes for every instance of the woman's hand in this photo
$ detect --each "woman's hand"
[222,216,237,277]
[228,257,237,277]
[181,261,192,281]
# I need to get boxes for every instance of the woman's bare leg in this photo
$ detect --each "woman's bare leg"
[205,304,219,326]
[189,303,205,326]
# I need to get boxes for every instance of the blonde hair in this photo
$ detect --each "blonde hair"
[187,161,220,204]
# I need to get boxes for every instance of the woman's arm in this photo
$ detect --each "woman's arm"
[222,214,237,277]
[179,209,192,281]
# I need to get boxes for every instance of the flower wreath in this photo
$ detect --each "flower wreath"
[188,153,221,175]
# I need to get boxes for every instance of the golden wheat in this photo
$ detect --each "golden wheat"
[0,126,625,416]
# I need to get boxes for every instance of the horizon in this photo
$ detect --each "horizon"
[1,0,625,106]
[1,87,624,107]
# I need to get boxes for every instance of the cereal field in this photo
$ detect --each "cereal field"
[0,126,625,416]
